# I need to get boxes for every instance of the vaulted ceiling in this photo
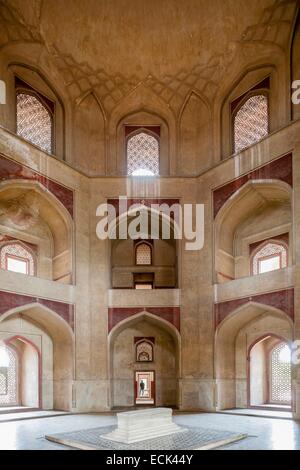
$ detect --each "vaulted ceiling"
[0,0,298,115]
[19,0,277,78]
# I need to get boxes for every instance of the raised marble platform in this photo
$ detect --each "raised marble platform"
[45,425,248,450]
[101,408,187,444]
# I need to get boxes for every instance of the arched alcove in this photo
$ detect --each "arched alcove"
[0,180,73,283]
[3,61,67,160]
[108,311,181,409]
[107,82,176,175]
[109,206,179,288]
[214,180,292,283]
[0,302,74,411]
[215,302,293,410]
[220,66,278,159]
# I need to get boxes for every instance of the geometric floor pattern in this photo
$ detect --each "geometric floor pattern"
[45,425,248,450]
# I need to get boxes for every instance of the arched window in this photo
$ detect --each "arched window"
[136,242,152,265]
[127,131,159,176]
[0,344,18,406]
[233,94,269,153]
[251,241,287,275]
[0,242,35,276]
[270,342,291,404]
[136,340,154,362]
[16,92,53,153]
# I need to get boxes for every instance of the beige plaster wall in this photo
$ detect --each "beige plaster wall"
[0,0,299,416]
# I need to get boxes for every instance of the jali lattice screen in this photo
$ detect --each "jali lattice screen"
[270,343,291,404]
[136,243,152,265]
[234,95,268,153]
[127,132,159,175]
[17,93,52,153]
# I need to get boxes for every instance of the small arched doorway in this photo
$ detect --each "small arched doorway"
[0,303,74,411]
[0,336,41,409]
[249,336,292,409]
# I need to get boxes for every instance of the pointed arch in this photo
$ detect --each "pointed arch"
[215,301,293,410]
[214,179,292,282]
[7,61,67,160]
[109,204,180,288]
[73,90,106,175]
[0,179,73,283]
[179,90,213,175]
[110,94,174,175]
[108,310,181,409]
[0,302,74,410]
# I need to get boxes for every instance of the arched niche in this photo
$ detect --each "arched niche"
[2,60,67,160]
[108,311,181,409]
[106,84,176,175]
[0,302,74,411]
[214,180,292,283]
[179,91,212,175]
[72,92,106,175]
[215,302,293,410]
[291,10,300,120]
[115,110,169,176]
[220,66,279,159]
[0,180,73,283]
[109,206,179,288]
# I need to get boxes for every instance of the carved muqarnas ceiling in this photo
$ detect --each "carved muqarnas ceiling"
[0,0,298,116]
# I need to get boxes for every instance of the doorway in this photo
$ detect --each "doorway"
[249,336,292,408]
[135,371,155,405]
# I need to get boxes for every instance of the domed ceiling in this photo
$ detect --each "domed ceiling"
[32,0,276,78]
[0,0,291,77]
[0,0,297,115]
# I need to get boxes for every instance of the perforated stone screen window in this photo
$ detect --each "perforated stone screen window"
[0,346,18,406]
[16,93,53,153]
[127,132,159,175]
[0,243,35,276]
[0,368,8,395]
[252,242,287,275]
[270,343,291,404]
[233,95,268,153]
[136,341,153,362]
[136,243,152,265]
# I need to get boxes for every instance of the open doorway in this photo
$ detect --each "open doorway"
[0,339,39,410]
[249,336,291,409]
[135,371,155,405]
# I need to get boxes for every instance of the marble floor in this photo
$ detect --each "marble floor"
[0,409,70,423]
[0,411,299,450]
[219,408,292,419]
